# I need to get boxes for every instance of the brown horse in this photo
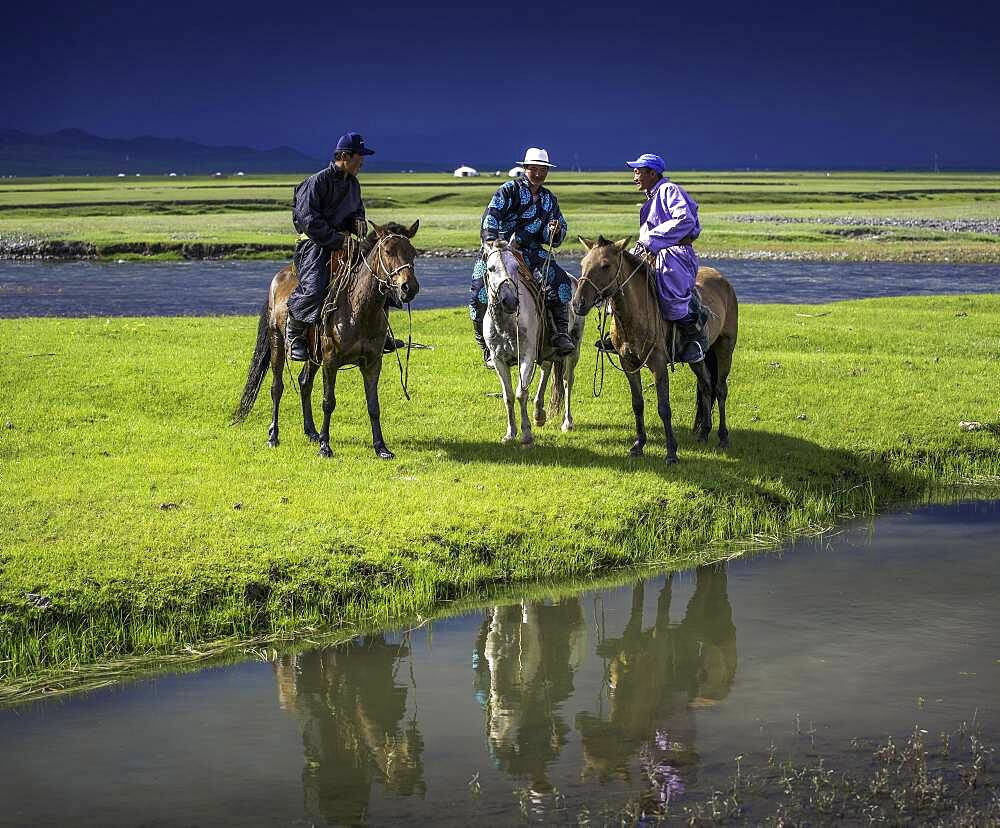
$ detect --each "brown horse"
[573,236,738,463]
[232,221,420,459]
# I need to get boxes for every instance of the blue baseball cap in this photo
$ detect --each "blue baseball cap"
[625,153,665,173]
[334,132,375,156]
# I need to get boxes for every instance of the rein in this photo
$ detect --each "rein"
[485,245,540,394]
[364,233,417,399]
[583,249,664,396]
[312,232,418,399]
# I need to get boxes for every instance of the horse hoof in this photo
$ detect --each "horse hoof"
[305,431,320,443]
[501,435,515,445]
[534,412,547,427]
[561,422,574,433]
[695,433,709,444]
[719,437,730,450]
[319,445,332,458]
[521,436,534,448]
[267,437,279,448]
[665,454,679,465]
[629,445,644,458]
[375,448,395,460]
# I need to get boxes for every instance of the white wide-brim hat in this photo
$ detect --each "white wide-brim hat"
[519,147,556,168]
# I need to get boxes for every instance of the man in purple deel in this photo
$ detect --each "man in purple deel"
[625,153,709,363]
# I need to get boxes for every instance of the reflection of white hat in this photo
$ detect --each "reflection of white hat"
[519,147,556,167]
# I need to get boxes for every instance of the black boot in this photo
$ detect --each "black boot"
[548,303,575,357]
[674,313,708,364]
[286,314,310,362]
[383,335,406,353]
[471,303,494,368]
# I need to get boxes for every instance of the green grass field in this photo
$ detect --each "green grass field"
[2,171,999,261]
[2,295,999,696]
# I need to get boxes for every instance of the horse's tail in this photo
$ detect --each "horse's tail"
[231,299,272,425]
[548,358,566,419]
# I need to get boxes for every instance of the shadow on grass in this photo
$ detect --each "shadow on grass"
[408,427,921,499]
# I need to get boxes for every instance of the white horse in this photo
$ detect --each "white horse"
[482,239,584,445]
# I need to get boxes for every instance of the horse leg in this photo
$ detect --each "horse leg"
[298,361,321,442]
[693,381,705,435]
[562,355,577,432]
[653,368,678,464]
[714,340,734,449]
[625,367,647,457]
[534,361,550,426]
[690,360,714,443]
[268,327,285,447]
[362,358,395,460]
[516,352,535,446]
[495,360,518,444]
[318,361,338,458]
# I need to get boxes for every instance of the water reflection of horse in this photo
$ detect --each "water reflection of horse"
[573,236,739,463]
[472,598,586,793]
[576,565,736,811]
[232,221,420,459]
[274,635,425,826]
[482,239,585,445]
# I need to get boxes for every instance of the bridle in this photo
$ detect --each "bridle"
[576,246,645,307]
[484,244,520,316]
[360,233,416,300]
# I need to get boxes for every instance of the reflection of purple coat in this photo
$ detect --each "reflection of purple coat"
[637,179,701,321]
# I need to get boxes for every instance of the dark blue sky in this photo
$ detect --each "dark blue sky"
[5,0,999,169]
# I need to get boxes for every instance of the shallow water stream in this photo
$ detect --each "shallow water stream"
[1,258,998,316]
[1,499,997,825]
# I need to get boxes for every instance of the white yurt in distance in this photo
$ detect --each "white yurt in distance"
[508,166,525,177]
[453,165,479,177]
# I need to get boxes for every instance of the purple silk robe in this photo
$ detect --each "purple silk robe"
[636,178,701,321]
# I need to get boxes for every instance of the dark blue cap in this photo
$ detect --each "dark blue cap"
[334,132,375,156]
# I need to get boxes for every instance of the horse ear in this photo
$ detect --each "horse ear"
[369,221,385,237]
[507,233,518,250]
[405,219,419,238]
[613,237,632,251]
[578,236,594,251]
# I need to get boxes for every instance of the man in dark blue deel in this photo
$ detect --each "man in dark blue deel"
[286,132,373,361]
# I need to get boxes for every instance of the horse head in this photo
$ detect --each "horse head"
[572,235,632,316]
[483,238,521,316]
[365,220,420,304]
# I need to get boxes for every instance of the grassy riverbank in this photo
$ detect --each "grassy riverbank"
[2,295,999,692]
[2,171,999,261]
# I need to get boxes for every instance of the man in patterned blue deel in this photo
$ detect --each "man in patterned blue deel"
[470,147,576,366]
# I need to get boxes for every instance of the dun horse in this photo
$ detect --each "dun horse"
[482,239,584,445]
[573,236,738,463]
[232,221,420,459]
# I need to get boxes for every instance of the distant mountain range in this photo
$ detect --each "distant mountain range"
[0,129,325,176]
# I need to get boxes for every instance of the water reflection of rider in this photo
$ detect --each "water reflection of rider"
[274,634,425,826]
[577,564,736,810]
[472,598,586,794]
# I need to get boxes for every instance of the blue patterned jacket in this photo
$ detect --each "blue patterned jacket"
[480,176,568,270]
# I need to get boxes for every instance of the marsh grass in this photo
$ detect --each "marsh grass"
[1,294,999,693]
[568,718,998,825]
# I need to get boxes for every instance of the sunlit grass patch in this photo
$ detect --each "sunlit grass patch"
[1,294,999,691]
